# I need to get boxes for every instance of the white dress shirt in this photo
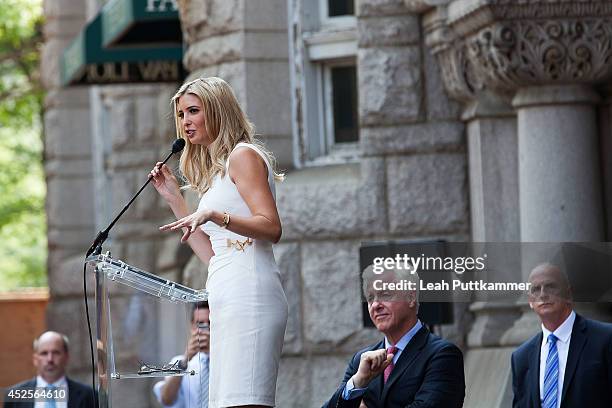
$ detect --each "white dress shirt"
[34,375,67,408]
[539,310,575,408]
[153,353,209,408]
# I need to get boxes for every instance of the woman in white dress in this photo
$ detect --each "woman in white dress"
[149,77,288,408]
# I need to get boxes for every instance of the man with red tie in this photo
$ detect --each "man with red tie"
[323,266,465,408]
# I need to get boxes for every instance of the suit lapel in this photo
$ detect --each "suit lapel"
[25,378,36,408]
[380,326,429,404]
[528,333,542,408]
[560,314,587,405]
[67,377,80,408]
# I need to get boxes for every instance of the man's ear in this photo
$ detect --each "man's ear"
[528,301,534,310]
[407,291,417,308]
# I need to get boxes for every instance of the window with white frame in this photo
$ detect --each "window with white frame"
[290,0,358,164]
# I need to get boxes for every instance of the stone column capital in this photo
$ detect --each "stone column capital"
[424,0,612,103]
[423,6,485,102]
[512,84,601,109]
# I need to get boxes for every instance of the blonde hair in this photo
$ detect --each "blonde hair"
[171,77,283,195]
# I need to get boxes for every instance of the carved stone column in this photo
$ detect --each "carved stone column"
[424,1,612,406]
[440,0,610,264]
[514,85,604,241]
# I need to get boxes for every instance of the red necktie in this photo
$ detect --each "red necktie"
[383,346,398,384]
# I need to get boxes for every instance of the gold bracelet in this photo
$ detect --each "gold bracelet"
[221,212,230,229]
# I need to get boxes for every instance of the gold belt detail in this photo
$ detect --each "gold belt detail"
[226,238,253,251]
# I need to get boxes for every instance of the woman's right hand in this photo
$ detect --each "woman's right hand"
[149,162,181,203]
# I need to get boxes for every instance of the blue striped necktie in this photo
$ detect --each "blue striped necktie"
[46,385,56,408]
[542,334,559,408]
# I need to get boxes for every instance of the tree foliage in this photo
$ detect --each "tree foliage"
[0,0,46,290]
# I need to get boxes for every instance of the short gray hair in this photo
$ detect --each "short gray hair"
[361,264,420,306]
[529,262,572,300]
[33,332,70,353]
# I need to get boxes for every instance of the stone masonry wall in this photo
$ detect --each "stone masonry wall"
[177,0,293,169]
[273,0,469,405]
[42,0,95,385]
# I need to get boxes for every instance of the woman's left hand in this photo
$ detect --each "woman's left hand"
[160,208,212,242]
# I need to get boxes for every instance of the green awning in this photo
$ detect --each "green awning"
[60,0,185,86]
[102,0,182,47]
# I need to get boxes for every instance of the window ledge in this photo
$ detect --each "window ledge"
[304,27,357,61]
[303,143,362,167]
[320,15,357,31]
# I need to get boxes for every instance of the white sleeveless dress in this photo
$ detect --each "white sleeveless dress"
[198,142,288,408]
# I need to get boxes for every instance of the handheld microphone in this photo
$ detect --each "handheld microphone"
[171,138,186,154]
[85,139,186,257]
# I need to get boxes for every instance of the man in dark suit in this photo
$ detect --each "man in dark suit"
[323,266,465,408]
[4,331,96,407]
[511,263,612,408]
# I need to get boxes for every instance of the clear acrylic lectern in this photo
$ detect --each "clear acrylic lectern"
[87,253,208,408]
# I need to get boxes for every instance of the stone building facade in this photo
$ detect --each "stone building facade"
[41,0,612,407]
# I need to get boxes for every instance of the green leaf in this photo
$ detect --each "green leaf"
[0,0,46,291]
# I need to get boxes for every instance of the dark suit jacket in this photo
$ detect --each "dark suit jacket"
[511,313,612,408]
[323,326,465,408]
[3,377,96,408]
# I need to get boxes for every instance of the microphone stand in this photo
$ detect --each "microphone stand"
[82,139,184,408]
[85,142,183,257]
